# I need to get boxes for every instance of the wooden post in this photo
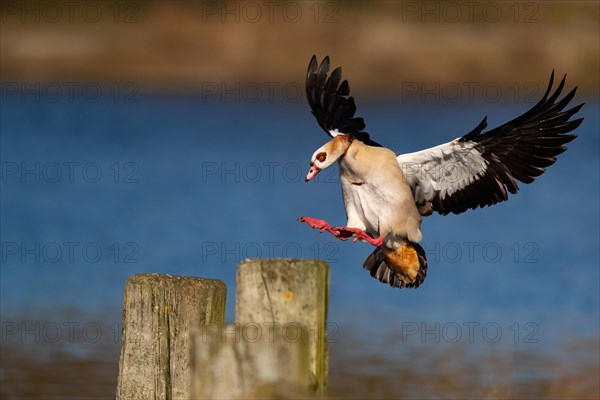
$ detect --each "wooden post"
[116,273,226,400]
[193,323,311,399]
[235,259,329,392]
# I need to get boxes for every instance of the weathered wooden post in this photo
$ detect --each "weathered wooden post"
[116,273,226,400]
[236,259,329,392]
[192,259,329,398]
[193,323,312,399]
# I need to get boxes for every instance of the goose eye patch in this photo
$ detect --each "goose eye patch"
[316,152,326,162]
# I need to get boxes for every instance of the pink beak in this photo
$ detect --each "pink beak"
[305,165,321,182]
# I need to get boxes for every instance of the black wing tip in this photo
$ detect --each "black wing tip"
[562,134,578,144]
[462,70,582,142]
[309,54,329,65]
[568,117,584,132]
[308,55,318,72]
[305,55,375,143]
[459,116,489,142]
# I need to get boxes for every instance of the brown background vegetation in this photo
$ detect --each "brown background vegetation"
[1,1,599,96]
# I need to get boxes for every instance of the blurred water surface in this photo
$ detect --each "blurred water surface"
[1,95,598,398]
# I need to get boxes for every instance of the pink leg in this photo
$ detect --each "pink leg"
[331,226,383,247]
[298,217,350,240]
[297,216,333,233]
[298,217,383,247]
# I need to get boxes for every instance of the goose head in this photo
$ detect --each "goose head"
[305,134,354,181]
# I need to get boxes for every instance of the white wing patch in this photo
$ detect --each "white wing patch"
[397,140,488,205]
[328,129,345,137]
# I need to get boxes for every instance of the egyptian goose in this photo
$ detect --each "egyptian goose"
[298,55,583,289]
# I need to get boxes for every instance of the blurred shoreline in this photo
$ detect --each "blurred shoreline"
[2,323,598,399]
[1,1,599,96]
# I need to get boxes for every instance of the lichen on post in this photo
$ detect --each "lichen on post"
[235,259,330,392]
[116,273,226,400]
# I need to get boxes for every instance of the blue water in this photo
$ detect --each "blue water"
[1,95,599,358]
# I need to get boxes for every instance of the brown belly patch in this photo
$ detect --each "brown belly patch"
[383,242,420,282]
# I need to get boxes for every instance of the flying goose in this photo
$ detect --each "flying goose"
[298,55,583,289]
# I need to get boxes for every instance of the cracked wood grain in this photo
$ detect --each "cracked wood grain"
[235,259,329,393]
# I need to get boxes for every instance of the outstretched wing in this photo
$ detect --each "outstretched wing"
[306,55,380,146]
[397,71,584,216]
